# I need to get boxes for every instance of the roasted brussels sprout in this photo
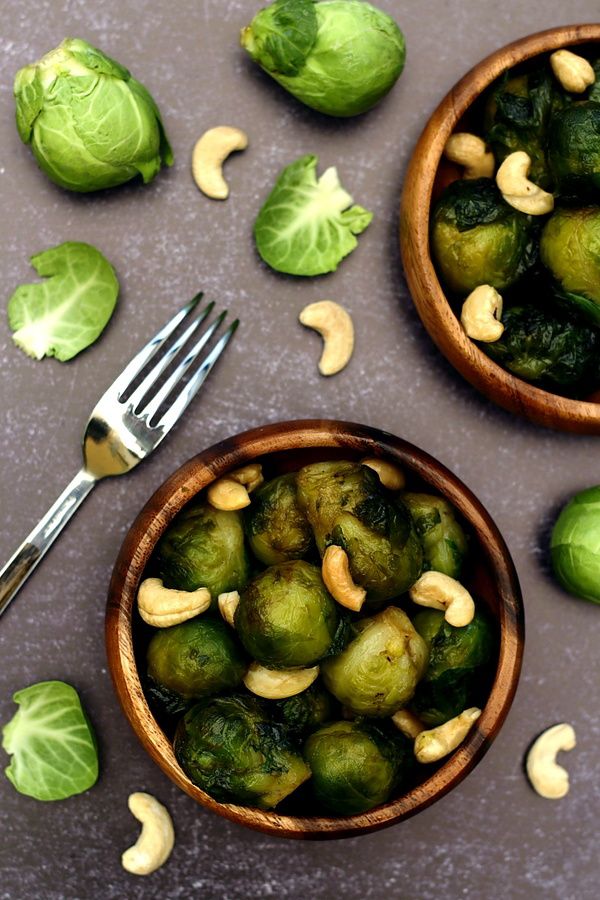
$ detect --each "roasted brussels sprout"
[540,207,600,325]
[402,493,468,579]
[271,682,337,737]
[174,695,310,808]
[235,560,341,667]
[245,473,313,565]
[147,618,246,700]
[321,607,428,717]
[304,719,414,814]
[551,485,600,603]
[296,461,423,603]
[548,101,600,198]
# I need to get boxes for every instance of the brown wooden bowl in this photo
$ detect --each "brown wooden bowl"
[106,420,524,839]
[400,24,600,434]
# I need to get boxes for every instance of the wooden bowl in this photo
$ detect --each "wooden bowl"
[106,420,524,839]
[400,24,600,434]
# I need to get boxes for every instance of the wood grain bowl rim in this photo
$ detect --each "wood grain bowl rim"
[400,24,600,434]
[106,419,524,839]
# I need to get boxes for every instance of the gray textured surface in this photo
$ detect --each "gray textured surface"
[1,1,599,898]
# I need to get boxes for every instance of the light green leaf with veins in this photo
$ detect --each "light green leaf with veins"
[8,241,119,361]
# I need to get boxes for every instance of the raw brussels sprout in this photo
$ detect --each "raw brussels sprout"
[271,682,337,737]
[174,695,310,808]
[402,493,468,579]
[321,607,428,717]
[235,560,341,667]
[540,207,600,326]
[431,178,537,296]
[410,609,496,726]
[296,461,423,603]
[304,719,413,814]
[245,473,313,565]
[551,485,600,603]
[548,102,600,198]
[147,618,246,700]
[14,38,172,193]
[241,0,405,118]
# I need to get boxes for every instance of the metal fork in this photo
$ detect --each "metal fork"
[0,294,238,619]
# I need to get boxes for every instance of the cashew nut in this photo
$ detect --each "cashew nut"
[137,577,211,628]
[460,284,504,342]
[121,792,175,876]
[409,571,475,627]
[299,301,354,376]
[550,50,595,93]
[191,126,248,200]
[218,590,240,627]
[526,723,576,799]
[361,457,405,491]
[243,662,319,699]
[496,151,554,215]
[322,545,367,612]
[207,464,263,511]
[391,709,425,739]
[414,707,481,763]
[444,132,495,179]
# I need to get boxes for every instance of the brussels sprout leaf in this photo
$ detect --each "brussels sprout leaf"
[2,681,99,801]
[7,241,119,361]
[242,0,318,77]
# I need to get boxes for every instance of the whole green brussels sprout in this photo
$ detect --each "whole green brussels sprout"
[402,493,468,580]
[241,0,405,118]
[245,473,313,565]
[235,560,341,667]
[431,178,536,296]
[540,207,600,326]
[321,607,428,717]
[174,695,310,808]
[551,485,600,603]
[548,102,600,198]
[147,617,246,700]
[296,461,423,603]
[270,682,337,737]
[14,38,172,193]
[304,719,413,815]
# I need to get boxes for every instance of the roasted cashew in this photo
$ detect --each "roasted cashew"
[243,662,319,699]
[496,151,554,215]
[121,792,174,876]
[526,723,576,799]
[229,463,264,492]
[409,571,475,627]
[361,457,405,490]
[322,545,366,612]
[207,464,263,511]
[218,590,240,627]
[192,126,248,200]
[299,300,354,376]
[444,132,495,179]
[137,578,211,628]
[414,707,481,763]
[550,50,595,93]
[460,284,504,342]
[391,708,425,739]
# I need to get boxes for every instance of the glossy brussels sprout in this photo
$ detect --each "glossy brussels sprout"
[14,38,172,192]
[321,607,428,717]
[245,473,313,565]
[241,0,405,118]
[410,609,496,726]
[174,695,310,808]
[548,102,600,198]
[155,502,250,601]
[551,486,600,603]
[304,719,413,815]
[431,178,536,296]
[296,461,423,603]
[147,618,246,700]
[235,560,341,667]
[540,207,600,326]
[402,493,468,579]
[271,682,337,737]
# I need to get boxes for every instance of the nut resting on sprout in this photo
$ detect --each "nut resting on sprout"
[208,463,263,511]
[414,708,481,763]
[361,457,405,490]
[322,545,367,612]
[121,792,175,876]
[526,723,576,799]
[299,300,355,376]
[391,709,425,739]
[409,571,475,627]
[243,662,320,699]
[137,578,211,628]
[191,126,248,200]
[460,284,504,343]
[218,590,240,627]
[550,50,595,93]
[496,151,554,216]
[443,133,495,179]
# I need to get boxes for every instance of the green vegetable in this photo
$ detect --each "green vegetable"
[540,207,600,326]
[14,37,173,192]
[254,154,372,276]
[271,682,337,736]
[241,0,406,118]
[7,242,119,361]
[548,101,600,199]
[245,473,313,565]
[2,681,98,801]
[551,486,600,603]
[402,493,468,579]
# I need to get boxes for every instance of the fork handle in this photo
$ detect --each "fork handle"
[0,468,97,619]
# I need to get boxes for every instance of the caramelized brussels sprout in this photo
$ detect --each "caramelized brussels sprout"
[540,207,600,325]
[548,101,600,198]
[245,473,313,566]
[271,682,337,737]
[402,493,468,579]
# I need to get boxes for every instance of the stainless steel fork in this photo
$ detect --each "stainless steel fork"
[0,295,238,619]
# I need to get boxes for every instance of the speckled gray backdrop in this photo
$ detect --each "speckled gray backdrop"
[0,1,599,898]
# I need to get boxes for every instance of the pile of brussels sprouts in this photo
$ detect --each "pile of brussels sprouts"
[140,458,496,816]
[432,52,600,398]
